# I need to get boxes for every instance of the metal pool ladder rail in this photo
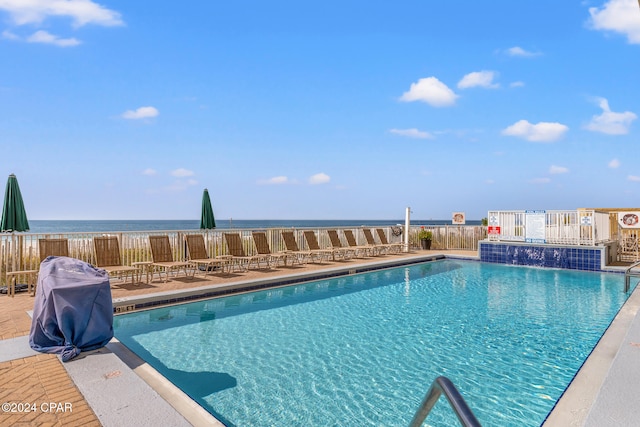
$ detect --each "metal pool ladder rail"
[409,376,481,427]
[624,260,640,293]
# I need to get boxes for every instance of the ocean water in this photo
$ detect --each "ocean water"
[27,219,481,234]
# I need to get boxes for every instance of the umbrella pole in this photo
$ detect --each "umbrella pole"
[0,236,6,283]
[18,234,23,271]
[11,232,16,274]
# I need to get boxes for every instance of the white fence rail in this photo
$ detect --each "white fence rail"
[486,210,611,246]
[0,226,402,285]
[0,225,488,286]
[408,226,487,251]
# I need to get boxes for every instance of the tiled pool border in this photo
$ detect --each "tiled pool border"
[480,241,607,271]
[113,249,626,314]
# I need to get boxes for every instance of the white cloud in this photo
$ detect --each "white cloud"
[26,30,80,47]
[389,128,433,139]
[142,168,157,176]
[588,0,640,44]
[609,158,620,168]
[1,29,18,40]
[399,77,458,107]
[121,106,159,120]
[457,71,499,89]
[510,81,525,88]
[309,173,330,185]
[628,175,640,182]
[171,168,194,177]
[258,176,289,185]
[0,0,124,27]
[584,97,636,135]
[502,119,569,142]
[549,165,569,174]
[505,46,541,57]
[485,179,495,184]
[164,179,197,192]
[3,28,81,46]
[530,177,551,184]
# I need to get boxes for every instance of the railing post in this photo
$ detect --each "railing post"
[409,376,481,427]
[446,226,450,250]
[404,207,411,253]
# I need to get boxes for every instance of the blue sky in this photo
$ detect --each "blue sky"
[1,0,639,221]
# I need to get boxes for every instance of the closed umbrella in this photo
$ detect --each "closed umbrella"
[1,174,30,232]
[1,174,31,293]
[200,188,216,229]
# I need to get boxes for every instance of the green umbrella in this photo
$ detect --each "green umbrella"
[1,174,30,281]
[200,188,216,229]
[1,174,29,232]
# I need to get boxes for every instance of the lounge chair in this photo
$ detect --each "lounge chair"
[5,238,70,297]
[223,233,270,271]
[252,231,291,268]
[185,234,231,276]
[149,235,193,282]
[326,230,356,260]
[376,228,404,253]
[343,229,377,257]
[93,236,140,285]
[302,231,337,262]
[281,231,319,264]
[39,238,69,260]
[362,228,392,255]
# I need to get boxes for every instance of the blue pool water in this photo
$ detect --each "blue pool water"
[113,260,628,426]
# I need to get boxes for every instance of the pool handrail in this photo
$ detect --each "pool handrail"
[624,260,640,293]
[409,376,481,427]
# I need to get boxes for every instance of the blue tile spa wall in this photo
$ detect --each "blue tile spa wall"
[479,242,603,271]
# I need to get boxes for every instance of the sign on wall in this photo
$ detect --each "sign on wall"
[618,212,640,229]
[452,212,466,225]
[525,210,546,243]
[580,216,592,226]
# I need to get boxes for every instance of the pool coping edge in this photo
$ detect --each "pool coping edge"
[542,279,640,426]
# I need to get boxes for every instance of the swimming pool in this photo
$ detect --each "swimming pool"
[113,260,628,426]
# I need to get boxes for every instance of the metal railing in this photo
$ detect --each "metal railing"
[624,260,640,293]
[409,376,481,427]
[486,210,611,246]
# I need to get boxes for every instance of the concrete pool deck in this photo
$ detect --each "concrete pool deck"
[0,249,638,426]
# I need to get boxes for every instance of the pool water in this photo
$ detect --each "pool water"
[114,260,627,426]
